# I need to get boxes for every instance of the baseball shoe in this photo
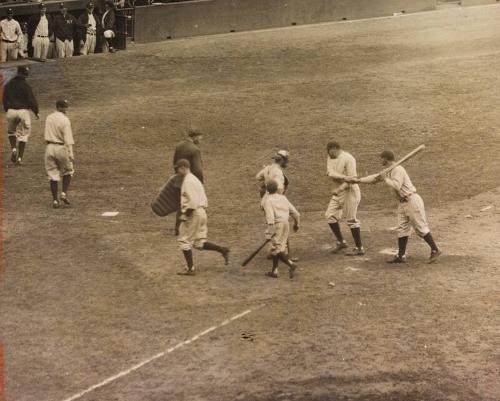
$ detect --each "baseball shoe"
[52,200,60,209]
[10,149,17,163]
[387,254,406,264]
[290,256,300,262]
[221,247,230,265]
[177,268,196,276]
[60,192,70,205]
[15,157,22,165]
[331,241,348,254]
[265,271,278,279]
[428,250,442,264]
[288,263,297,279]
[346,247,365,256]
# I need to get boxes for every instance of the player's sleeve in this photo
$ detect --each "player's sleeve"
[63,119,75,145]
[262,198,275,225]
[288,200,300,225]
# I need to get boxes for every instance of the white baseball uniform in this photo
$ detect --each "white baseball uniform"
[177,172,209,251]
[325,150,361,228]
[262,193,300,255]
[1,18,22,62]
[32,15,50,60]
[384,165,430,238]
[44,111,75,181]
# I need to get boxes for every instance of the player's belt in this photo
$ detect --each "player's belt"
[46,141,64,145]
[399,193,414,203]
[2,39,17,43]
[37,35,49,38]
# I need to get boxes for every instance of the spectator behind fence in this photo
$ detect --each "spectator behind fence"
[102,0,116,53]
[28,3,54,62]
[54,3,77,58]
[0,9,22,62]
[78,2,100,55]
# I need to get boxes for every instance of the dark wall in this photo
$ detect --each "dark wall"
[135,0,436,43]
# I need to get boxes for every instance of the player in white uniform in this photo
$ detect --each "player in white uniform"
[261,180,300,279]
[325,141,364,255]
[256,150,289,197]
[1,9,22,62]
[353,150,441,263]
[44,100,75,209]
[175,159,230,275]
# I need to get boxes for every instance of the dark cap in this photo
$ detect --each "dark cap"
[188,127,203,137]
[56,99,69,109]
[266,180,278,194]
[17,66,29,76]
[39,3,47,9]
[86,1,94,9]
[59,2,67,9]
[326,141,341,151]
[7,8,13,15]
[174,159,191,169]
[380,150,395,161]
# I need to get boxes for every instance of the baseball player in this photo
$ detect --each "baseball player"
[262,180,300,279]
[175,159,230,276]
[78,2,100,55]
[0,9,22,62]
[351,150,441,263]
[53,4,77,58]
[44,100,75,209]
[256,150,289,197]
[28,3,53,62]
[3,66,39,165]
[325,141,364,255]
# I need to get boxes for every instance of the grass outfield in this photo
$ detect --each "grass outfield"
[1,4,500,401]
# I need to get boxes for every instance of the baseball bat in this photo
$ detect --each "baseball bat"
[381,144,425,174]
[241,238,272,267]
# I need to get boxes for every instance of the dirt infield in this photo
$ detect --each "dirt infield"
[1,5,500,401]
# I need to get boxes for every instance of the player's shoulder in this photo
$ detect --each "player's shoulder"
[342,150,356,161]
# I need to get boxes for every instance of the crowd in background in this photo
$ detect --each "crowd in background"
[0,0,122,63]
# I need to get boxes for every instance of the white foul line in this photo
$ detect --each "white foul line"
[60,308,256,401]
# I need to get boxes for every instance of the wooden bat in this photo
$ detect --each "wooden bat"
[241,237,273,267]
[357,145,426,183]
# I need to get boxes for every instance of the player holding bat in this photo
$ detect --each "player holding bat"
[347,149,441,264]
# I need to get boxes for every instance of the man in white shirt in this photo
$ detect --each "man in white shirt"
[0,9,22,62]
[175,159,230,275]
[44,100,75,209]
[262,180,300,279]
[325,141,365,256]
[29,3,52,61]
[351,150,441,264]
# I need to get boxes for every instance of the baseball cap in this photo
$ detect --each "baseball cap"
[39,3,47,9]
[188,127,203,137]
[174,159,191,169]
[56,99,69,109]
[272,150,289,161]
[7,8,13,15]
[17,66,30,76]
[86,1,94,9]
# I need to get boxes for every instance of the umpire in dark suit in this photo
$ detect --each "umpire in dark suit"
[173,127,204,182]
[172,127,204,234]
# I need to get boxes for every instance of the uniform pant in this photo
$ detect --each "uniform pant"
[325,186,361,228]
[45,144,75,181]
[81,34,96,55]
[1,42,18,62]
[32,36,50,60]
[177,207,208,251]
[6,109,31,143]
[56,38,74,58]
[397,194,430,238]
[48,39,56,59]
[269,221,290,255]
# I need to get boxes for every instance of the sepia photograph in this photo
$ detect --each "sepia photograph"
[1,0,499,400]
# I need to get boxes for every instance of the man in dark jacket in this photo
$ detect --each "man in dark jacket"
[101,0,116,52]
[3,66,39,164]
[172,127,204,234]
[173,127,204,182]
[78,2,101,55]
[27,3,53,61]
[53,4,77,58]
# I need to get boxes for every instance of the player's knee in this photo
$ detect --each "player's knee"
[347,219,360,229]
[193,241,205,250]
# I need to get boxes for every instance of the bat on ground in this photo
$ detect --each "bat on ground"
[242,237,273,267]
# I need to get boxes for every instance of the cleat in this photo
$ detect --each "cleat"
[15,157,22,165]
[11,149,17,163]
[331,241,348,254]
[387,255,406,264]
[221,247,230,265]
[52,200,60,209]
[265,271,278,279]
[60,193,70,205]
[288,263,297,279]
[346,247,365,256]
[290,256,299,262]
[428,250,442,264]
[177,268,195,276]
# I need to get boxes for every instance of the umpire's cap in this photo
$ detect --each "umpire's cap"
[56,99,69,109]
[17,66,29,76]
[174,159,191,169]
[380,150,395,161]
[266,180,278,194]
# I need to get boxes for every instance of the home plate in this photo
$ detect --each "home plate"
[102,211,120,217]
[379,248,398,255]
